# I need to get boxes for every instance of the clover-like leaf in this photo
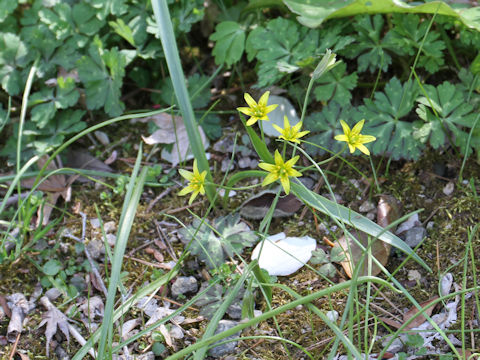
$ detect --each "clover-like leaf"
[179,214,257,269]
[342,15,402,73]
[195,282,245,319]
[314,62,358,106]
[77,38,125,116]
[359,77,425,160]
[388,14,445,74]
[0,33,28,95]
[304,102,361,156]
[0,0,17,22]
[210,21,246,67]
[414,82,478,154]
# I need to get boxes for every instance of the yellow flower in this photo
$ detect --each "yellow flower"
[258,150,302,195]
[237,91,278,126]
[272,116,310,143]
[334,119,376,155]
[178,160,207,204]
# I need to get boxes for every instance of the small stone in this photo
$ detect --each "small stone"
[208,320,240,358]
[427,221,434,230]
[86,239,105,260]
[366,212,376,221]
[106,234,117,247]
[226,303,242,320]
[45,288,62,301]
[326,310,339,322]
[382,335,406,353]
[90,218,100,229]
[407,269,422,282]
[443,182,454,196]
[238,157,251,168]
[103,221,116,233]
[359,200,375,213]
[402,227,426,248]
[171,276,198,297]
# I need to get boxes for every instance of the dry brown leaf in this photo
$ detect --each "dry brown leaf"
[39,296,71,357]
[334,195,401,278]
[403,296,439,329]
[240,190,303,219]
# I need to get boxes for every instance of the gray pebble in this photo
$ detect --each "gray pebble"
[171,276,198,297]
[208,320,240,358]
[403,226,427,248]
[86,239,105,260]
[359,200,375,212]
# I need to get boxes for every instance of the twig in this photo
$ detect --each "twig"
[165,200,206,214]
[7,332,20,360]
[155,219,178,261]
[123,255,175,269]
[147,186,178,212]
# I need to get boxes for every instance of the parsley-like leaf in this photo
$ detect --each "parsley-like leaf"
[388,14,445,74]
[342,15,402,73]
[77,38,125,116]
[360,78,425,160]
[414,82,477,154]
[210,21,246,67]
[0,33,28,95]
[314,62,358,106]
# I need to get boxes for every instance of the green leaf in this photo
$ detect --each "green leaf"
[0,104,8,133]
[77,38,125,116]
[43,259,63,276]
[284,0,480,31]
[314,62,357,106]
[360,78,425,160]
[0,0,17,22]
[199,114,222,140]
[291,180,431,272]
[56,76,80,109]
[414,82,477,154]
[179,214,257,269]
[109,18,135,46]
[73,3,105,36]
[0,33,28,95]
[388,14,445,73]
[210,21,246,67]
[342,15,401,73]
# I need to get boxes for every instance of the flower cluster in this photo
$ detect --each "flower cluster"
[178,91,376,203]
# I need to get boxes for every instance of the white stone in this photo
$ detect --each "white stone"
[262,95,300,137]
[251,232,316,276]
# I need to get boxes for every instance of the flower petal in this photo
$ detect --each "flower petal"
[178,169,194,181]
[339,120,351,135]
[264,104,278,113]
[244,93,257,108]
[352,119,365,134]
[280,176,291,195]
[188,191,198,205]
[289,168,303,178]
[359,134,376,144]
[334,134,348,142]
[178,186,193,196]
[285,155,300,168]
[356,144,370,155]
[262,172,279,186]
[274,150,284,166]
[348,144,356,153]
[258,162,276,172]
[246,117,258,126]
[236,107,254,116]
[272,124,284,135]
[258,91,270,107]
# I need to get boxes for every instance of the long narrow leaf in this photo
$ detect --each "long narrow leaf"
[290,181,431,272]
[151,0,215,202]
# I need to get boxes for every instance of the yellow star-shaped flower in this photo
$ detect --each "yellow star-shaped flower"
[237,91,278,126]
[334,119,376,155]
[178,160,207,204]
[258,150,302,195]
[272,116,310,143]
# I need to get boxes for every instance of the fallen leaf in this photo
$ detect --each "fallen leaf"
[333,195,401,277]
[403,296,439,329]
[140,113,209,166]
[39,296,71,356]
[240,190,303,219]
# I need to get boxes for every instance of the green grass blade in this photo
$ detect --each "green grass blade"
[97,144,148,359]
[151,0,215,202]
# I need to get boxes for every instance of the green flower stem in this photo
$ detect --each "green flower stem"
[369,155,381,193]
[222,170,266,206]
[208,182,262,191]
[151,0,215,203]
